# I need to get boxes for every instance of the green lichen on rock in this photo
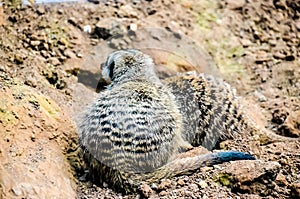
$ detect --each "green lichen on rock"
[38,21,70,49]
[214,173,235,187]
[4,0,22,8]
[195,0,247,79]
[0,106,17,126]
[195,0,219,30]
[30,94,61,120]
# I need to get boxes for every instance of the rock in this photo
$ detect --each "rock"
[240,38,252,47]
[93,19,113,39]
[30,133,35,141]
[0,64,7,72]
[76,53,83,58]
[64,88,72,96]
[200,166,213,172]
[271,109,288,125]
[129,23,137,32]
[14,54,24,64]
[225,0,246,9]
[93,18,126,40]
[57,9,63,15]
[269,39,277,46]
[0,85,76,199]
[198,180,208,189]
[64,49,76,59]
[146,7,156,15]
[254,91,267,102]
[277,110,300,137]
[177,179,185,186]
[215,160,281,194]
[36,6,45,15]
[158,179,172,190]
[226,160,281,183]
[255,50,271,63]
[59,55,67,62]
[189,183,199,192]
[68,17,79,27]
[260,71,269,83]
[90,39,98,46]
[273,51,286,59]
[43,43,49,50]
[167,21,183,35]
[48,57,61,66]
[273,0,287,9]
[31,33,47,42]
[150,183,158,191]
[40,50,49,58]
[55,79,67,90]
[140,183,153,198]
[119,4,138,18]
[14,53,26,64]
[83,25,92,33]
[30,40,41,47]
[12,186,22,196]
[275,172,288,186]
[159,190,168,196]
[59,38,69,46]
[24,76,37,88]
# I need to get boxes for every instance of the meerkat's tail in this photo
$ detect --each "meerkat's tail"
[143,151,255,183]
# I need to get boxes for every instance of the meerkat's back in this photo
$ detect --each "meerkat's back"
[164,73,245,150]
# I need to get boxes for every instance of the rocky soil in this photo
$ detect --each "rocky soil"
[0,0,299,198]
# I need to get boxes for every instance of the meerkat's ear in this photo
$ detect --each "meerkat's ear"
[108,60,115,79]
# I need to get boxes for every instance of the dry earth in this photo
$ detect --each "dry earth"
[0,0,299,198]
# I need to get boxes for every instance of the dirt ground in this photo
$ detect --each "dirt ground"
[0,0,299,198]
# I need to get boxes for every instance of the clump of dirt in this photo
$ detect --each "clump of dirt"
[0,0,299,198]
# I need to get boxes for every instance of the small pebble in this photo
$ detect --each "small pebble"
[76,53,83,58]
[30,40,41,47]
[129,23,137,31]
[159,190,168,196]
[158,179,172,190]
[83,25,92,33]
[150,183,158,190]
[177,179,185,186]
[198,180,208,188]
[140,183,153,198]
[12,186,22,196]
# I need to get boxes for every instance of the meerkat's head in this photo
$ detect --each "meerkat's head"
[101,49,158,85]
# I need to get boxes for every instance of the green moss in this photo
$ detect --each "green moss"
[0,100,17,126]
[5,0,22,8]
[0,109,17,125]
[194,0,247,79]
[215,173,235,186]
[196,1,219,31]
[32,94,61,120]
[42,23,70,49]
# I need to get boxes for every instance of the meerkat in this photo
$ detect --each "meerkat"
[78,49,296,193]
[164,73,299,149]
